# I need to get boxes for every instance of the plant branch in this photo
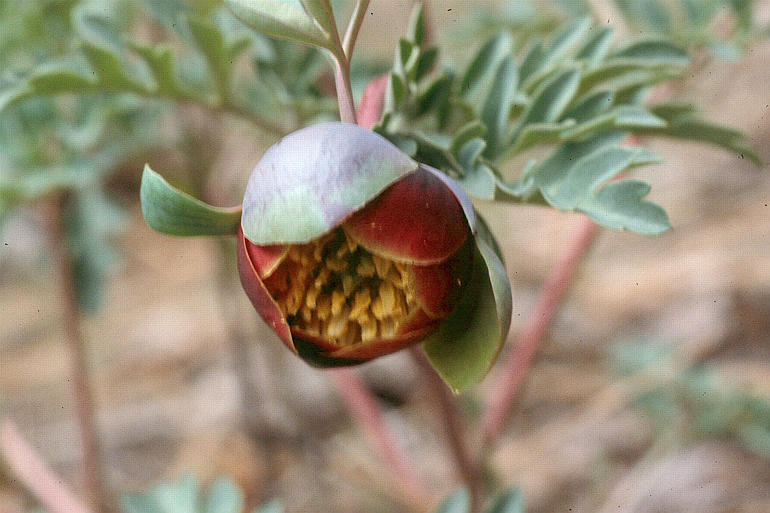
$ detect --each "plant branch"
[343,0,371,60]
[47,195,110,513]
[483,217,599,446]
[0,419,93,513]
[328,368,429,508]
[331,54,357,124]
[409,347,484,513]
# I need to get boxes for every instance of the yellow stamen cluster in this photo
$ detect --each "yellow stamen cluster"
[263,229,420,347]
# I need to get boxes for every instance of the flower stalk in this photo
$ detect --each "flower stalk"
[410,347,484,513]
[483,218,599,445]
[47,194,110,513]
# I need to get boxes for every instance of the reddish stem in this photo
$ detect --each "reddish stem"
[0,419,93,513]
[329,368,429,506]
[409,347,484,513]
[47,196,109,513]
[483,218,599,444]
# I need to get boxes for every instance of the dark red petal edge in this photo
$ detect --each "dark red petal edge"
[343,167,470,265]
[237,228,295,352]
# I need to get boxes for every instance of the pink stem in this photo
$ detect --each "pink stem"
[483,218,599,444]
[0,419,93,513]
[409,347,484,513]
[47,196,109,513]
[329,369,428,505]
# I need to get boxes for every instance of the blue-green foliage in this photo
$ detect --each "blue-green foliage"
[611,338,770,459]
[612,0,761,59]
[373,5,758,237]
[0,0,343,313]
[122,474,284,513]
[0,1,164,313]
[434,487,526,513]
[0,0,337,133]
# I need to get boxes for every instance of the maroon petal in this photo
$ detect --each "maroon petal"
[412,240,473,319]
[246,242,288,279]
[343,168,469,264]
[237,228,294,352]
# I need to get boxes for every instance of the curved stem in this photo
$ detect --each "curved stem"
[483,218,599,446]
[409,347,484,513]
[343,0,371,60]
[1,419,93,513]
[332,54,357,124]
[329,368,429,509]
[47,195,110,513]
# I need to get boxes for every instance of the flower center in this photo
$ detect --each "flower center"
[263,229,420,347]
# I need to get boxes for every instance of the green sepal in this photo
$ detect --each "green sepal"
[140,165,241,236]
[423,219,512,393]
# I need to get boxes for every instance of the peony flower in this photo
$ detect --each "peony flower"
[237,122,511,372]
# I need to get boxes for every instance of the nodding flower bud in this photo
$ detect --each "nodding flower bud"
[237,122,509,371]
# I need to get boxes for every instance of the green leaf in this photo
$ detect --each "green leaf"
[65,190,125,313]
[543,146,638,209]
[253,500,284,513]
[140,165,242,236]
[415,47,438,82]
[563,90,615,122]
[415,74,452,117]
[487,488,525,513]
[520,16,591,89]
[512,120,576,154]
[519,68,580,125]
[614,0,671,33]
[387,72,407,110]
[639,102,762,165]
[579,180,670,235]
[120,475,252,513]
[299,0,337,39]
[610,39,689,66]
[508,68,580,153]
[225,0,332,50]
[481,57,518,158]
[434,489,470,513]
[205,478,243,513]
[130,43,185,98]
[460,33,514,113]
[81,42,154,93]
[575,27,614,67]
[424,230,512,393]
[536,145,670,235]
[150,474,199,513]
[407,2,426,47]
[188,17,232,95]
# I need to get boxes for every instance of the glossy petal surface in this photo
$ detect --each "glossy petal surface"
[241,122,417,245]
[412,240,473,319]
[237,229,294,351]
[344,167,470,264]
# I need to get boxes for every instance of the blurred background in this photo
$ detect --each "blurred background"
[1,0,769,512]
